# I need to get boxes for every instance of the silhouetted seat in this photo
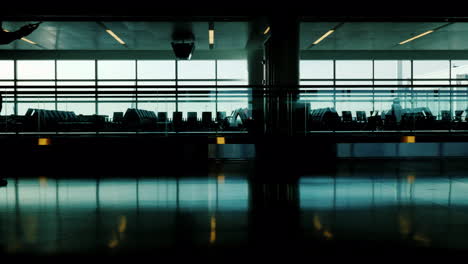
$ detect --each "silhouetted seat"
[216,111,226,122]
[172,112,183,128]
[25,108,36,117]
[158,112,167,122]
[187,112,198,126]
[308,107,340,130]
[123,108,157,127]
[356,111,367,122]
[455,110,464,122]
[441,110,451,121]
[342,111,352,122]
[202,112,212,126]
[55,111,65,120]
[113,112,124,123]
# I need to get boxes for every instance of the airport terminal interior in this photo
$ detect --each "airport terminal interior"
[1,11,468,258]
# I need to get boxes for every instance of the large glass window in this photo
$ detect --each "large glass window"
[57,60,96,115]
[177,60,216,119]
[0,60,14,115]
[299,59,463,132]
[97,60,136,118]
[300,60,334,110]
[413,60,450,119]
[335,60,373,118]
[17,60,55,115]
[137,60,176,119]
[0,59,249,132]
[216,60,248,116]
[451,61,468,113]
[374,60,412,111]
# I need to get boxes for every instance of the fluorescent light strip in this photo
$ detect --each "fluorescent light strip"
[209,29,215,45]
[2,29,37,45]
[313,30,335,45]
[106,29,126,45]
[399,30,434,45]
[263,26,270,35]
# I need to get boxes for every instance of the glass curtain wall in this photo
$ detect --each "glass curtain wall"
[0,60,14,116]
[0,59,248,132]
[57,60,96,115]
[300,60,468,132]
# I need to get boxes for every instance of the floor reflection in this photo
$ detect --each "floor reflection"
[0,176,249,255]
[299,160,468,252]
[1,160,468,256]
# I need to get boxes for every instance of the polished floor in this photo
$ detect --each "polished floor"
[1,160,468,259]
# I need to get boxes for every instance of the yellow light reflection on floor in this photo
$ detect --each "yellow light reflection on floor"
[323,230,333,240]
[217,174,225,184]
[216,137,225,144]
[23,215,38,244]
[118,215,127,233]
[39,177,48,187]
[413,233,431,246]
[38,138,51,146]
[313,215,322,231]
[210,216,216,244]
[108,232,119,249]
[401,136,416,143]
[399,214,411,236]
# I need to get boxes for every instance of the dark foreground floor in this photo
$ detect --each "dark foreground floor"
[1,159,468,260]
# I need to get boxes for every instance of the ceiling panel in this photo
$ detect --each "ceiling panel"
[0,21,248,51]
[301,22,468,51]
[3,21,468,52]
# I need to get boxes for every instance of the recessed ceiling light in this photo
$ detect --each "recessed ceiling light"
[313,30,335,45]
[309,22,344,48]
[106,29,126,45]
[399,30,434,45]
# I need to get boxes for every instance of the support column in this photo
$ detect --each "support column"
[264,15,300,136]
[248,49,264,137]
[252,15,309,178]
[247,17,267,138]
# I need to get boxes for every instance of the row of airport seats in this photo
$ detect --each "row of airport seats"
[8,107,242,131]
[23,108,107,131]
[116,108,231,129]
[121,109,157,127]
[341,111,367,123]
[118,109,227,123]
[309,108,340,130]
[308,107,437,130]
[309,109,367,124]
[441,110,468,122]
[25,108,77,122]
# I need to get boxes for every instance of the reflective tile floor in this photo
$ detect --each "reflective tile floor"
[1,160,468,259]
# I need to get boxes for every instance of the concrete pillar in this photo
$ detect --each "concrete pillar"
[248,49,264,137]
[264,15,300,136]
[247,18,267,137]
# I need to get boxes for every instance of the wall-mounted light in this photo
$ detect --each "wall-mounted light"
[209,22,214,49]
[263,26,270,35]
